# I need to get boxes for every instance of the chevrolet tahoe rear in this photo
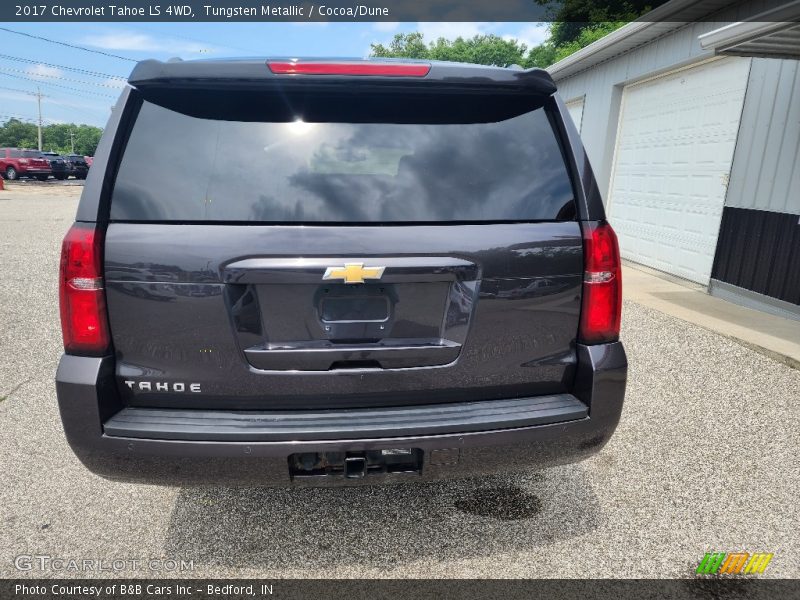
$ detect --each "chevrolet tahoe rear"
[55,58,626,485]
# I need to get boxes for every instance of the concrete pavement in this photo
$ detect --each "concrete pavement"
[1,185,798,578]
[623,262,800,369]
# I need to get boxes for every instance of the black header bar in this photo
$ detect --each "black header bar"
[4,0,799,23]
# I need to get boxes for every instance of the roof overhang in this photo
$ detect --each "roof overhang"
[547,0,735,80]
[548,0,800,81]
[698,1,800,60]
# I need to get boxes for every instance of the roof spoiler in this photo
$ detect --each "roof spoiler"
[127,58,558,96]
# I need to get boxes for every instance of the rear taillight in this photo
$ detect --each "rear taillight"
[59,223,110,356]
[579,222,622,345]
[267,60,431,77]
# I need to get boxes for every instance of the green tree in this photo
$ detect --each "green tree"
[525,43,558,69]
[370,32,429,59]
[71,125,102,156]
[537,0,667,47]
[42,123,73,153]
[0,119,38,149]
[371,33,529,67]
[551,20,631,63]
[370,2,667,69]
[0,119,103,155]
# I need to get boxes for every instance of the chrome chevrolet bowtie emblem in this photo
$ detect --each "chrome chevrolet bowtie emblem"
[322,263,385,284]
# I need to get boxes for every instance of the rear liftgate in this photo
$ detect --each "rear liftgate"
[225,257,478,481]
[224,256,479,371]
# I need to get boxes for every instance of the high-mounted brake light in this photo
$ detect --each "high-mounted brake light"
[579,222,622,345]
[59,223,110,356]
[267,61,431,77]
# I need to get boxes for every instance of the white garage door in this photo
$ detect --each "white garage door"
[565,96,585,132]
[608,57,751,284]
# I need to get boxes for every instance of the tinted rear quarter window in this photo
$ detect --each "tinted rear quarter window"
[110,96,575,223]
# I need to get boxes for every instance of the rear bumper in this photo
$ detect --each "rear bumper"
[55,343,626,486]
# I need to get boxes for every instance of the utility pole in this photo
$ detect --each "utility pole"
[36,86,43,151]
[69,130,75,154]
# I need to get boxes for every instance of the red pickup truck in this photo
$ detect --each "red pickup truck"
[0,147,52,180]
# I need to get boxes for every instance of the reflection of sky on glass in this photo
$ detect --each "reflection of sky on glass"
[112,102,574,222]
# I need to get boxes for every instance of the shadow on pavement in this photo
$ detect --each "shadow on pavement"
[163,465,601,571]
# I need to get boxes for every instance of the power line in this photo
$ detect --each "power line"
[0,73,117,99]
[0,85,78,133]
[0,53,127,80]
[2,103,103,126]
[0,27,137,62]
[45,98,108,123]
[1,87,108,126]
[0,71,117,99]
[0,77,110,124]
[0,66,126,89]
[0,84,39,96]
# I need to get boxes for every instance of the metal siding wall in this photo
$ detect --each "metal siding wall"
[725,58,800,215]
[712,207,800,305]
[552,0,791,204]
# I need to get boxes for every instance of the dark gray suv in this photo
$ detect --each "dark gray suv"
[56,58,626,485]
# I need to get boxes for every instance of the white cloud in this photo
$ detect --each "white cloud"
[372,22,400,33]
[81,31,215,55]
[415,22,550,48]
[26,64,63,79]
[504,23,550,50]
[416,22,492,41]
[409,22,551,48]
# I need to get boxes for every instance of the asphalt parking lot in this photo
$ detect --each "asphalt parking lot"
[1,184,798,579]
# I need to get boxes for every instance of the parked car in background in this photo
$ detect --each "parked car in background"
[40,151,68,180]
[64,154,89,179]
[0,148,52,180]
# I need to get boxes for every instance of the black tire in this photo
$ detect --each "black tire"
[36,175,49,182]
[5,166,18,180]
[55,174,67,181]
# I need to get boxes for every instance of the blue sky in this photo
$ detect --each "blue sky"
[0,22,548,128]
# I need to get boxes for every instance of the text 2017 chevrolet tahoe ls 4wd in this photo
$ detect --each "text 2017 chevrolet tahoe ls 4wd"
[56,58,626,485]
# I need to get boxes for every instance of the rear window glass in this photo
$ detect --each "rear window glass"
[110,100,575,223]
